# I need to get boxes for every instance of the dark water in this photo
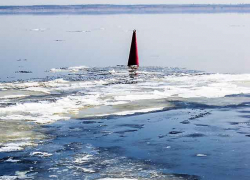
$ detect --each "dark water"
[1,106,250,180]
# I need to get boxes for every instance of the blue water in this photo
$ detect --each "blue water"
[1,106,250,179]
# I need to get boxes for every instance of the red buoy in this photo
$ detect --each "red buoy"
[128,30,139,68]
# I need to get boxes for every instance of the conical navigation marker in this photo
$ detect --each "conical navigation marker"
[128,30,139,69]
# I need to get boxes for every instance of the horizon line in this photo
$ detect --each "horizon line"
[1,4,250,15]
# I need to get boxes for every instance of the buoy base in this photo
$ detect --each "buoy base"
[128,65,138,77]
[128,65,139,70]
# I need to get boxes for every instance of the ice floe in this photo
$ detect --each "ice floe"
[196,154,208,157]
[5,157,20,163]
[50,66,89,73]
[0,176,18,180]
[73,154,93,164]
[30,151,53,157]
[29,28,47,32]
[0,95,29,99]
[0,141,35,152]
[1,67,250,126]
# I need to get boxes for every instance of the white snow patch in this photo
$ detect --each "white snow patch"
[92,107,165,117]
[0,141,35,152]
[74,154,93,164]
[5,157,20,163]
[0,176,17,180]
[71,166,95,173]
[0,95,28,99]
[49,175,58,178]
[30,152,53,157]
[15,171,30,179]
[30,28,47,32]
[196,154,207,157]
[50,66,89,73]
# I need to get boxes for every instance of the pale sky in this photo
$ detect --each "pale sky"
[1,0,250,6]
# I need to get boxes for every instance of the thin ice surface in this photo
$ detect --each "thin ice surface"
[1,66,250,124]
